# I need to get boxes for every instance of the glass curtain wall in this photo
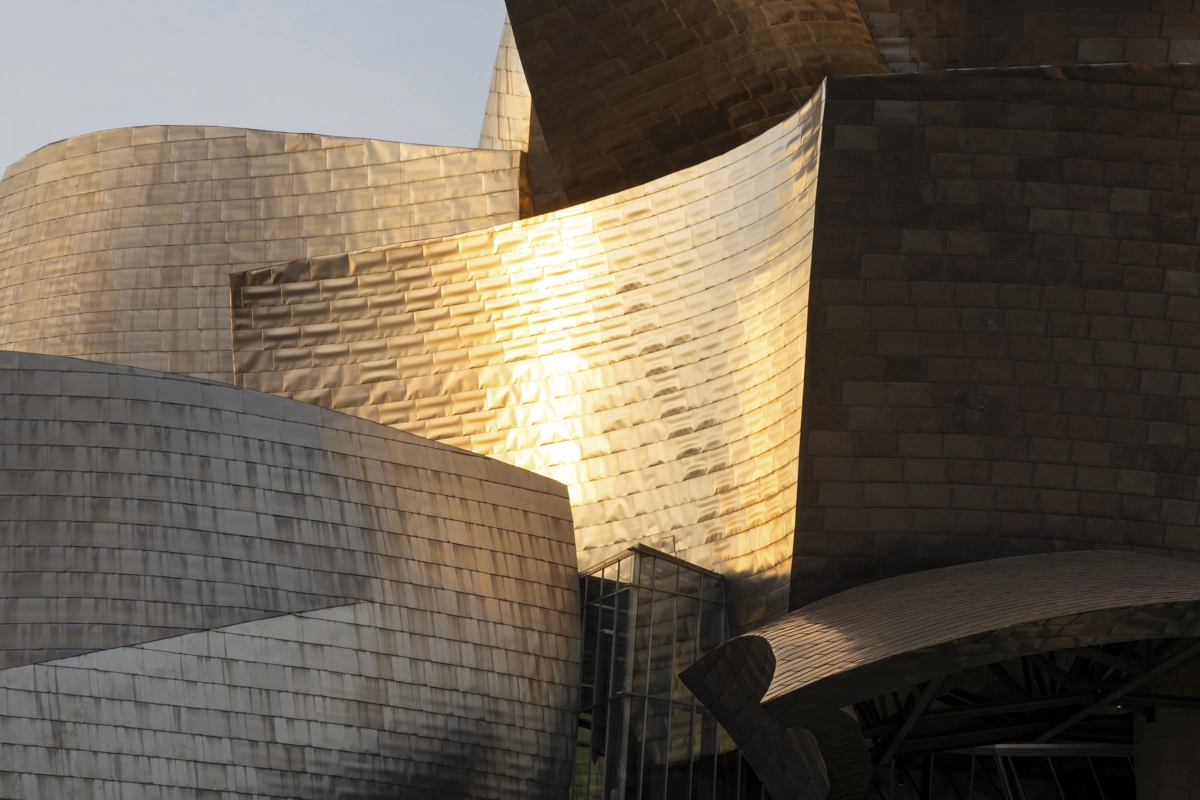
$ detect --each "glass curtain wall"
[571,546,767,800]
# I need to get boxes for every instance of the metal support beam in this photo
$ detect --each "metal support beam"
[1035,640,1200,743]
[1029,654,1090,690]
[1121,692,1200,711]
[880,675,945,765]
[988,662,1028,697]
[862,691,1093,737]
[1070,646,1147,675]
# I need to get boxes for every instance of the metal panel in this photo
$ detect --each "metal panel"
[0,127,526,383]
[0,349,581,799]
[231,87,829,632]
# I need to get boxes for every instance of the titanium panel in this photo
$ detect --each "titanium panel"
[857,0,1200,73]
[0,349,580,798]
[0,126,526,382]
[794,62,1200,607]
[505,0,886,206]
[231,88,828,631]
[478,15,569,215]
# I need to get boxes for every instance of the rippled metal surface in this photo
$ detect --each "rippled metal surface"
[0,126,526,382]
[232,89,827,630]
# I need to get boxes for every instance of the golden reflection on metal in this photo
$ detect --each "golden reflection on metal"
[0,126,526,382]
[232,89,826,628]
[476,15,567,216]
[478,15,533,152]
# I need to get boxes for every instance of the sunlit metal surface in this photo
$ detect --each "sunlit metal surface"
[477,15,568,215]
[0,126,527,382]
[231,87,827,631]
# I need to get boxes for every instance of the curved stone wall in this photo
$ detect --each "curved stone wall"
[858,0,1200,73]
[231,87,828,630]
[0,350,580,799]
[505,0,885,206]
[793,62,1200,606]
[0,126,526,382]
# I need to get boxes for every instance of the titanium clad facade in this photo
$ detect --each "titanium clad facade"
[506,0,887,206]
[231,88,827,632]
[479,16,539,153]
[0,350,581,799]
[793,62,1200,608]
[478,16,568,214]
[858,0,1200,74]
[9,1,1200,794]
[0,126,526,382]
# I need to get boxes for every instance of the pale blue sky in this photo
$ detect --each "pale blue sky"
[0,0,509,170]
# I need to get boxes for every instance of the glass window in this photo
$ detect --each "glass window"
[666,702,695,799]
[654,557,679,594]
[617,553,633,588]
[677,566,702,597]
[647,592,678,698]
[673,595,700,704]
[603,560,621,595]
[629,587,653,697]
[572,547,760,800]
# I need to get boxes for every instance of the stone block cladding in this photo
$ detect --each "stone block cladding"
[793,63,1200,606]
[858,0,1200,73]
[0,350,580,799]
[229,89,828,632]
[0,126,526,383]
[506,0,886,206]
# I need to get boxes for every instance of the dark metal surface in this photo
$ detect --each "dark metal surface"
[505,0,886,206]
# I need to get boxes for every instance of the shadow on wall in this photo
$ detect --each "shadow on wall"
[265,733,564,800]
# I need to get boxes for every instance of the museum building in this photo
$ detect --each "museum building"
[3,1,1200,797]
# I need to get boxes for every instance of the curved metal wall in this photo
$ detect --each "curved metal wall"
[477,15,569,214]
[0,349,580,799]
[0,126,526,383]
[231,89,828,631]
[684,551,1200,800]
[505,0,885,206]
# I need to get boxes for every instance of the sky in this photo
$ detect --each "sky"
[0,0,510,171]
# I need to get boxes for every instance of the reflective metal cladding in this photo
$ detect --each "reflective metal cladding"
[0,351,581,798]
[0,126,528,382]
[5,1,1200,797]
[506,0,886,206]
[230,89,827,633]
